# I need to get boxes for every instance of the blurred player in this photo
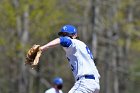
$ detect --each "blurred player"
[45,77,63,93]
[40,24,100,93]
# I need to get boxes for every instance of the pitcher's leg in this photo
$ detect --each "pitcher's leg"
[68,80,99,93]
[68,79,100,93]
[68,81,86,93]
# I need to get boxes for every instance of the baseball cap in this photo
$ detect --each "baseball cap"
[53,77,63,85]
[58,24,77,36]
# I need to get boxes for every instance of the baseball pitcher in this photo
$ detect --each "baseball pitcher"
[25,24,100,93]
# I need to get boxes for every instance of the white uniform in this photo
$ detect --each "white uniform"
[45,88,63,93]
[60,37,100,93]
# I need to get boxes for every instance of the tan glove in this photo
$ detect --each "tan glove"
[25,44,42,69]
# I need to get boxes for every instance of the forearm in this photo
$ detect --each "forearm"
[40,38,60,51]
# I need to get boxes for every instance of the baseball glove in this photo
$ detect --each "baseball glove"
[25,44,42,69]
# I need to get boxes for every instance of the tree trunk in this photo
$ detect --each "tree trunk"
[18,4,29,93]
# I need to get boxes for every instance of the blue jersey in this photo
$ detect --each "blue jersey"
[60,36,100,82]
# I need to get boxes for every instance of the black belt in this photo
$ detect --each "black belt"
[77,75,95,81]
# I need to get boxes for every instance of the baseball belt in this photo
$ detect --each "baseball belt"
[77,75,95,81]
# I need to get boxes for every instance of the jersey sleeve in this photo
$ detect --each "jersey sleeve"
[59,37,72,47]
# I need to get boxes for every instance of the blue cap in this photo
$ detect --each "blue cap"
[53,77,63,85]
[58,25,77,36]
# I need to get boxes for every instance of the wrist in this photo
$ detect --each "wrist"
[39,46,44,51]
[40,46,48,51]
